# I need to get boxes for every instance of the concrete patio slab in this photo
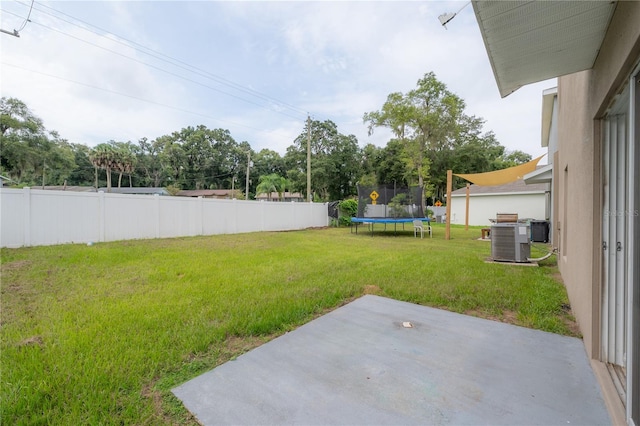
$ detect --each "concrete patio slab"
[172,295,610,425]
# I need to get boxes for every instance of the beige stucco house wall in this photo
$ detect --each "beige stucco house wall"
[554,4,640,424]
[472,2,640,424]
[556,70,597,356]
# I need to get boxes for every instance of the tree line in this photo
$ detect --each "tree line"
[0,72,532,202]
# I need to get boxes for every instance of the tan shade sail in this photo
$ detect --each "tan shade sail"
[453,155,545,186]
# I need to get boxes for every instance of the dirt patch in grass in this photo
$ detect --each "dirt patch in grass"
[221,335,268,360]
[559,303,582,337]
[1,259,32,272]
[141,384,166,423]
[363,284,382,295]
[17,336,44,348]
[550,271,582,337]
[551,270,563,283]
[464,309,519,325]
[464,307,581,338]
[142,383,201,426]
[501,310,518,324]
[561,315,582,337]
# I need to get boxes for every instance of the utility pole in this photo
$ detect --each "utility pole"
[2,0,33,38]
[231,175,235,198]
[306,115,311,202]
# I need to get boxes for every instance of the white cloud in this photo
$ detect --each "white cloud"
[0,0,554,161]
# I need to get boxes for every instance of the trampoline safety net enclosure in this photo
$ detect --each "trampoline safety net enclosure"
[357,185,425,218]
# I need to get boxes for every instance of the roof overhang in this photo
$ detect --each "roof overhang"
[472,1,618,97]
[523,164,553,185]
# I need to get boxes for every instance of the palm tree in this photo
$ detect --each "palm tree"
[275,175,288,201]
[113,147,135,188]
[256,173,287,201]
[90,144,117,192]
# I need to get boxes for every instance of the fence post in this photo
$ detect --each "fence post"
[98,191,105,242]
[324,202,329,227]
[198,196,204,236]
[23,187,31,247]
[154,194,161,238]
[292,201,296,230]
[233,199,238,234]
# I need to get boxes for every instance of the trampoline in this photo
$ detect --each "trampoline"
[350,184,430,236]
[351,217,431,236]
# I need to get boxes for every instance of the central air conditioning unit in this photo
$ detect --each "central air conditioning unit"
[491,223,531,263]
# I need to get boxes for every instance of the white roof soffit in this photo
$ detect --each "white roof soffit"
[524,164,553,185]
[472,1,617,98]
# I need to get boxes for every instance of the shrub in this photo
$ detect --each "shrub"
[338,216,352,226]
[338,199,358,217]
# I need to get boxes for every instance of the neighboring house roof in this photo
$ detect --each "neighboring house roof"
[256,192,304,200]
[176,189,238,197]
[472,1,617,97]
[451,179,547,197]
[98,187,169,195]
[40,186,97,192]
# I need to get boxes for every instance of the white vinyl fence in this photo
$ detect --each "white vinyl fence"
[0,188,329,248]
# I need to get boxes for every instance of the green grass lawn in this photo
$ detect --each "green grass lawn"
[1,224,576,425]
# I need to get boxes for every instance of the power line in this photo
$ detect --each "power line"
[2,7,306,122]
[15,0,34,32]
[9,0,311,119]
[2,62,265,133]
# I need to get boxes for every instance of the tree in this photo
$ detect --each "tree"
[375,139,409,187]
[151,125,243,190]
[90,143,118,191]
[157,135,187,189]
[39,134,76,187]
[107,141,137,188]
[494,150,532,168]
[255,173,287,200]
[364,72,465,209]
[358,143,381,186]
[285,119,362,201]
[428,115,505,200]
[67,143,96,186]
[135,137,166,187]
[0,97,44,137]
[1,97,75,186]
[1,97,45,182]
[253,149,286,181]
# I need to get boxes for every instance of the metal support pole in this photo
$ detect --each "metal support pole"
[465,183,470,230]
[306,115,312,202]
[445,170,452,240]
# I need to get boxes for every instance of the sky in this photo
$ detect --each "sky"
[1,1,555,162]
